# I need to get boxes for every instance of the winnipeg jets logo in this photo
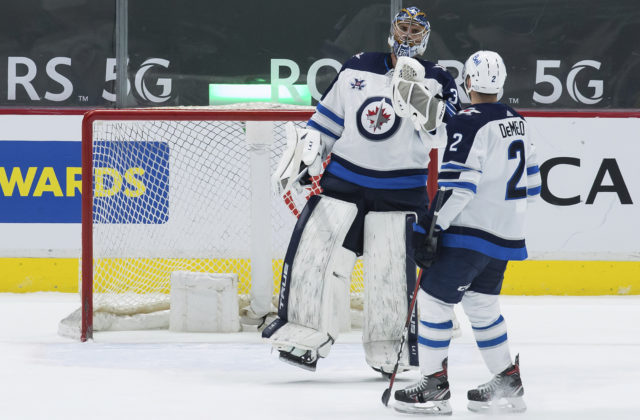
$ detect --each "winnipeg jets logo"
[366,105,391,131]
[356,97,400,141]
[351,78,366,90]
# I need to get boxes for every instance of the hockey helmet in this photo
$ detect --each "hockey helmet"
[388,6,430,58]
[462,50,507,95]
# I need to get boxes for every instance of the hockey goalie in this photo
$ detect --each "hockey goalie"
[262,6,461,376]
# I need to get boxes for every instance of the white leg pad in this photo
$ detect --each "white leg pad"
[362,211,417,371]
[265,195,357,356]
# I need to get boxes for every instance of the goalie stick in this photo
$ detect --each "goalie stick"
[381,186,445,407]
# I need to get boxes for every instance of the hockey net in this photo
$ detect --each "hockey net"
[59,104,370,340]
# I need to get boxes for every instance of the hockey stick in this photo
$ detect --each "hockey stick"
[381,186,445,407]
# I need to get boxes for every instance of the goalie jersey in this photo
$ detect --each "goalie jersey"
[307,52,460,189]
[436,103,541,260]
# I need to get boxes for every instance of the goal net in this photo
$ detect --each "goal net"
[60,104,370,341]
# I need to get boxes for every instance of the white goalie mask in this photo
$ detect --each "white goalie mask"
[387,6,431,58]
[462,50,507,95]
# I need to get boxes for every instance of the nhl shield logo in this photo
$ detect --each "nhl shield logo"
[356,96,401,141]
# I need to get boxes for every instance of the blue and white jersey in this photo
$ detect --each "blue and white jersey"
[307,52,460,190]
[436,102,541,260]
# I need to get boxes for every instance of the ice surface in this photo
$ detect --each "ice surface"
[1,293,639,419]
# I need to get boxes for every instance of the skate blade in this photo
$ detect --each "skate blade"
[467,397,527,414]
[394,400,452,415]
[278,354,317,372]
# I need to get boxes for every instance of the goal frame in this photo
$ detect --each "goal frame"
[80,107,440,341]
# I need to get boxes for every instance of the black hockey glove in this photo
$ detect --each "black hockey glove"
[412,217,442,269]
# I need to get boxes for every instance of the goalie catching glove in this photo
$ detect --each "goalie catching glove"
[392,56,446,133]
[272,122,333,196]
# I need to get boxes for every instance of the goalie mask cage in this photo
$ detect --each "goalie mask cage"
[64,105,439,341]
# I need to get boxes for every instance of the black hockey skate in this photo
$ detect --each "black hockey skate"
[394,358,452,415]
[278,347,318,371]
[467,354,526,413]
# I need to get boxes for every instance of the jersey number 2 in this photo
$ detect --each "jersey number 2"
[506,140,526,200]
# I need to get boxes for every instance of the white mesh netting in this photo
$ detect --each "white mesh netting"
[77,105,365,328]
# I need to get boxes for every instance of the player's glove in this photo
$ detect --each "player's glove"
[272,124,328,195]
[412,216,443,269]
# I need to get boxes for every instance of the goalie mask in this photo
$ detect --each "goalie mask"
[462,50,507,96]
[388,6,430,58]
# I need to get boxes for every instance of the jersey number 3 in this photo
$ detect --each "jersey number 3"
[506,140,526,200]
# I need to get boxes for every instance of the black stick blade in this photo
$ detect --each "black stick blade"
[381,388,391,407]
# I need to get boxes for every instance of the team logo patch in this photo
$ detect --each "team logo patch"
[460,107,481,115]
[350,78,366,90]
[356,96,401,141]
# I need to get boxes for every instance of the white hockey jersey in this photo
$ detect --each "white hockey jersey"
[307,52,459,190]
[436,103,541,260]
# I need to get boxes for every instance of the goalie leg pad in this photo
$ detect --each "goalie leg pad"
[263,195,357,358]
[362,211,418,373]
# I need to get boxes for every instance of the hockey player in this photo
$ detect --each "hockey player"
[262,6,461,375]
[393,50,541,415]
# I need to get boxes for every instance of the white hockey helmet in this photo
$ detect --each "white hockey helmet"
[462,50,507,95]
[387,6,430,58]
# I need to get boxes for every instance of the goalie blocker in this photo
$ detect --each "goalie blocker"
[263,194,421,374]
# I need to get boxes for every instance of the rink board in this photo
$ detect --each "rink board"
[0,257,638,295]
[0,112,639,295]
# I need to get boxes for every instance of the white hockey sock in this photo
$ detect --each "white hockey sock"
[418,318,453,375]
[471,314,512,374]
[417,290,454,375]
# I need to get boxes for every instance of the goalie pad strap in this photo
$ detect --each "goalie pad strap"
[363,211,419,370]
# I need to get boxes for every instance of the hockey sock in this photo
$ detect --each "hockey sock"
[417,290,454,375]
[471,314,512,374]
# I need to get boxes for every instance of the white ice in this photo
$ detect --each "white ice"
[1,293,639,420]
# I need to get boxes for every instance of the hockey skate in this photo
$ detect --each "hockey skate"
[467,354,526,414]
[278,347,318,371]
[394,358,452,415]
